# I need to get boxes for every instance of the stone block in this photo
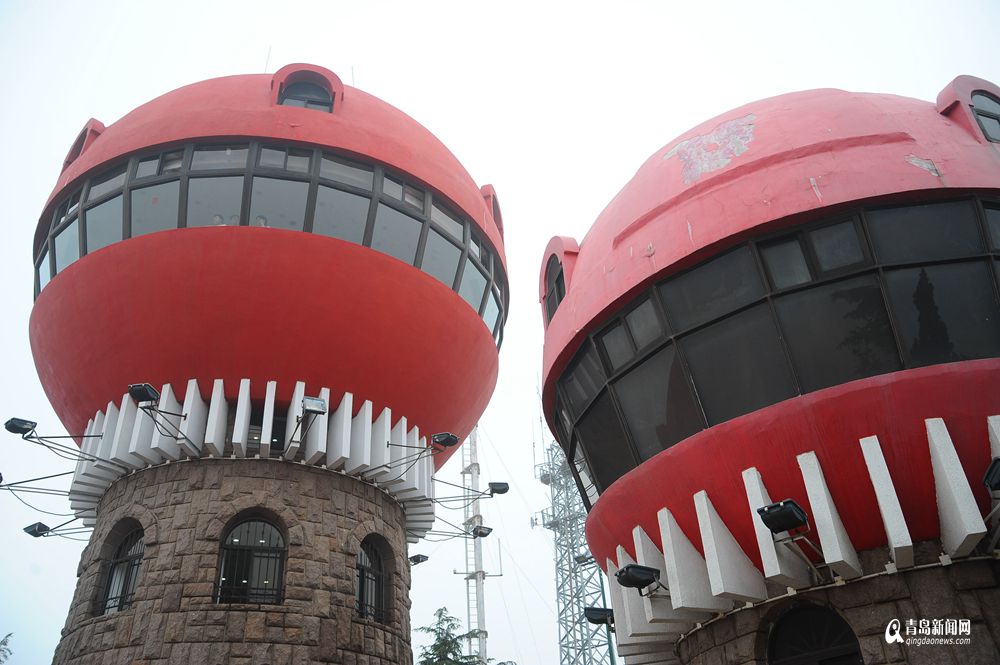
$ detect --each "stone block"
[948,561,997,591]
[843,603,899,636]
[858,634,886,664]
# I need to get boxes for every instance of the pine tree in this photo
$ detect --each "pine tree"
[416,608,516,665]
[0,633,12,665]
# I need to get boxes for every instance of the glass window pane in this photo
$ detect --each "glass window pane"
[560,346,605,417]
[775,274,900,392]
[626,299,664,348]
[809,221,866,272]
[162,151,184,173]
[973,93,1000,115]
[135,157,159,179]
[313,186,369,244]
[598,324,633,372]
[87,166,126,201]
[403,185,424,210]
[85,195,123,253]
[571,443,600,506]
[885,261,1000,366]
[191,145,248,170]
[383,176,403,200]
[986,208,1000,250]
[37,251,51,292]
[458,258,488,312]
[68,190,81,215]
[469,232,482,260]
[131,181,179,238]
[187,176,244,227]
[484,289,501,333]
[614,344,703,460]
[682,304,796,425]
[371,203,421,264]
[249,177,309,231]
[979,115,1000,142]
[259,147,285,169]
[659,246,765,331]
[287,149,311,173]
[420,228,461,288]
[761,238,811,289]
[320,155,373,190]
[54,221,79,273]
[431,203,464,242]
[575,391,635,492]
[867,200,983,263]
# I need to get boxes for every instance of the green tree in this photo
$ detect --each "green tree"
[0,633,12,665]
[416,608,515,665]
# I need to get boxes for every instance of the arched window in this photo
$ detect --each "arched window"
[102,528,144,614]
[280,81,333,112]
[356,535,388,623]
[972,92,1000,142]
[768,605,862,665]
[544,254,566,323]
[216,519,286,604]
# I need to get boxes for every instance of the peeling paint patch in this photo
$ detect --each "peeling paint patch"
[905,154,941,177]
[664,114,756,184]
[687,220,693,244]
[809,176,823,201]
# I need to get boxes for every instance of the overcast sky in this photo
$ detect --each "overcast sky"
[1,1,999,663]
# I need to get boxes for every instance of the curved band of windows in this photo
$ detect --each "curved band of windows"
[35,141,507,346]
[555,197,1000,505]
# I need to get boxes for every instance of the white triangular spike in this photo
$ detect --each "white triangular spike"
[81,410,117,482]
[632,525,706,625]
[128,398,158,465]
[656,508,731,612]
[178,379,207,456]
[615,547,685,638]
[859,436,914,568]
[694,490,767,601]
[231,379,252,458]
[604,559,677,653]
[380,416,407,486]
[797,451,862,578]
[362,408,392,481]
[259,381,277,458]
[204,379,228,457]
[149,384,182,461]
[325,392,353,470]
[344,400,373,475]
[303,387,331,465]
[110,393,142,469]
[926,418,987,557]
[391,426,424,500]
[283,381,306,460]
[742,467,812,587]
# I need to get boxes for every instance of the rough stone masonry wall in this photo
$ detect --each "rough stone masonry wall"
[51,458,412,665]
[677,543,1000,665]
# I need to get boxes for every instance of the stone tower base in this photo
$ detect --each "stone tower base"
[677,544,1000,665]
[52,458,411,665]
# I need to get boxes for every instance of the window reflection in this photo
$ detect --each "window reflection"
[420,228,461,287]
[867,200,982,263]
[659,246,764,331]
[187,177,244,227]
[313,186,369,244]
[85,196,123,253]
[371,203,421,264]
[458,258,488,313]
[131,182,179,238]
[37,251,51,293]
[191,146,248,170]
[249,177,309,231]
[54,221,79,274]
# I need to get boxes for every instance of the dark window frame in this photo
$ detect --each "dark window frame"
[972,91,1000,143]
[215,518,287,605]
[356,535,389,624]
[101,528,144,615]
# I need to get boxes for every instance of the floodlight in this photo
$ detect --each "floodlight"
[615,564,660,589]
[471,525,493,538]
[128,383,160,404]
[757,499,809,534]
[23,522,50,537]
[302,396,327,416]
[583,607,614,626]
[408,554,429,565]
[984,458,1000,492]
[431,432,459,448]
[488,482,509,496]
[5,418,37,435]
[573,553,594,564]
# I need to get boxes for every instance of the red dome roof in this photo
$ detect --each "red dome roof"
[35,64,504,267]
[540,75,1000,410]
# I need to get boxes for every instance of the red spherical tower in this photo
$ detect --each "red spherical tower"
[540,76,1000,664]
[32,64,506,665]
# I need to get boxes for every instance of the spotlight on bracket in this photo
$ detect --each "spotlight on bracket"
[23,522,50,538]
[488,482,509,496]
[615,563,660,589]
[757,499,809,534]
[4,418,37,435]
[471,525,493,539]
[408,554,429,566]
[984,457,1000,492]
[583,607,614,627]
[127,383,160,404]
[302,396,328,416]
[573,552,594,565]
[431,432,460,448]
